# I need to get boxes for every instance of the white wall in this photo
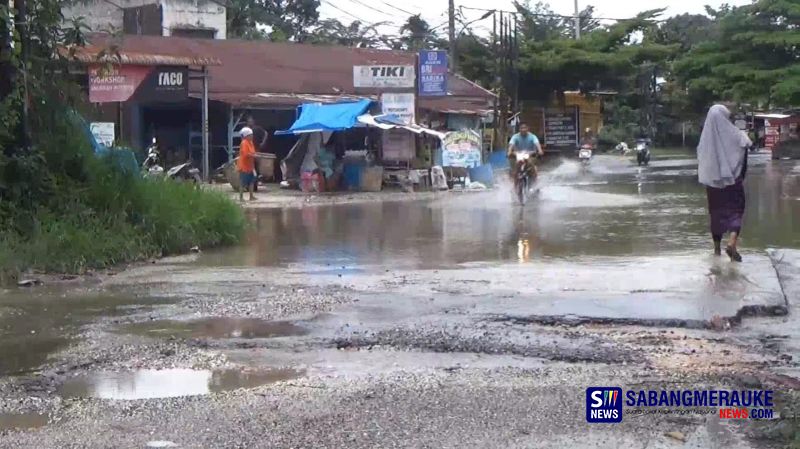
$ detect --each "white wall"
[162,1,226,38]
[63,0,226,39]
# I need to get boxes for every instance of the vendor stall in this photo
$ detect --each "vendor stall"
[277,100,443,193]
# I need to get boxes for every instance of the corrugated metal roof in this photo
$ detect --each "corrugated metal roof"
[190,92,377,107]
[65,42,221,66]
[84,34,494,113]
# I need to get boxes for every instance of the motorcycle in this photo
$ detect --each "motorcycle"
[166,161,203,184]
[514,151,538,206]
[635,139,651,166]
[142,138,164,177]
[578,144,593,166]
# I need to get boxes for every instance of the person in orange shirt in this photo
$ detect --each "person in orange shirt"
[238,127,257,201]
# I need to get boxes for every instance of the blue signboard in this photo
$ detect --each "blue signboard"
[418,50,448,97]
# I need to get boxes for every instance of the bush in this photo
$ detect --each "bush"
[0,111,246,277]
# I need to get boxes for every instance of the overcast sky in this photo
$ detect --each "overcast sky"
[319,0,753,37]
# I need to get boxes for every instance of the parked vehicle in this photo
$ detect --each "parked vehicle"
[635,138,651,166]
[514,152,537,206]
[166,161,203,184]
[772,138,800,160]
[578,143,593,166]
[142,138,164,177]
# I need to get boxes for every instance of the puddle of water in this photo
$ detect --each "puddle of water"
[0,293,175,376]
[0,412,48,431]
[121,317,307,339]
[60,367,302,400]
[196,158,800,269]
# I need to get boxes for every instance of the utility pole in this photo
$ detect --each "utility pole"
[573,0,580,39]
[448,0,456,72]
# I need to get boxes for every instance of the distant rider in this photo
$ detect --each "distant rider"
[508,124,544,179]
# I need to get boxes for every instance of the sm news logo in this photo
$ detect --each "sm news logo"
[586,387,623,423]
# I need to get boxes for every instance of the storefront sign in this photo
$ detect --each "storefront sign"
[382,129,415,161]
[381,93,415,125]
[418,50,447,96]
[90,122,115,147]
[89,64,152,103]
[442,129,482,168]
[765,122,780,149]
[134,66,189,103]
[353,65,415,88]
[544,109,579,148]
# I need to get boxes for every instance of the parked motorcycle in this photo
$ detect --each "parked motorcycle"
[142,138,164,177]
[166,161,203,184]
[635,139,651,166]
[514,152,537,206]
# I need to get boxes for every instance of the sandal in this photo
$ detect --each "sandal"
[725,246,742,263]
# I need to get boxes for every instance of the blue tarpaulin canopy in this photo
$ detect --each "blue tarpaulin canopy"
[278,99,373,135]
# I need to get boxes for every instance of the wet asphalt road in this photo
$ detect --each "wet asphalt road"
[1,152,799,448]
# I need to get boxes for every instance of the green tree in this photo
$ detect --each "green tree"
[308,19,388,48]
[227,0,320,41]
[674,0,800,107]
[397,14,440,51]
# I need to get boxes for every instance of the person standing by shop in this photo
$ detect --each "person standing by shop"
[698,104,752,262]
[238,127,257,202]
[247,116,269,153]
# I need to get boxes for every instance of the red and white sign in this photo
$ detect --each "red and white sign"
[89,64,152,103]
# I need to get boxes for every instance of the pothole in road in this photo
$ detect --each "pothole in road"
[0,412,48,431]
[60,367,303,400]
[119,317,308,339]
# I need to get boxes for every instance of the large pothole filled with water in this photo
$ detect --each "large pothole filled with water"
[119,317,308,340]
[60,367,302,400]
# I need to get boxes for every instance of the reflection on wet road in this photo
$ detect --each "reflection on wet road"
[200,154,800,269]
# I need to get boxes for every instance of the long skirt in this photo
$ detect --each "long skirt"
[706,182,745,237]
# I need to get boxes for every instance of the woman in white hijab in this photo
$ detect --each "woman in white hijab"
[697,104,752,262]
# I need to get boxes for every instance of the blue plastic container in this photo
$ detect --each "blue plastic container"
[468,164,494,186]
[343,163,364,191]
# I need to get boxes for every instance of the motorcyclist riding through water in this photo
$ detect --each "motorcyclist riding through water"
[507,124,544,180]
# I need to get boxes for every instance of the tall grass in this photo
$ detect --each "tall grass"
[0,112,245,277]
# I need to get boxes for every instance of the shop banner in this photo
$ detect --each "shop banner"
[353,65,415,88]
[418,50,447,96]
[382,128,415,161]
[90,122,115,147]
[381,93,415,125]
[544,109,579,148]
[442,129,482,168]
[134,66,189,103]
[89,64,152,103]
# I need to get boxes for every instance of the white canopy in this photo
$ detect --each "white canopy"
[357,114,446,139]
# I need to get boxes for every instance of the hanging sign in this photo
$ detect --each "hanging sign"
[90,122,116,147]
[353,65,415,88]
[89,64,152,103]
[442,129,482,168]
[418,50,447,96]
[381,93,415,125]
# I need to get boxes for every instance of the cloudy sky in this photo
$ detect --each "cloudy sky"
[319,0,753,37]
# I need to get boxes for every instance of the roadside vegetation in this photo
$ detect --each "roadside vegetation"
[0,4,244,279]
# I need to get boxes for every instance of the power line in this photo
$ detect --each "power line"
[377,1,417,17]
[322,1,396,26]
[459,5,666,23]
[341,0,405,21]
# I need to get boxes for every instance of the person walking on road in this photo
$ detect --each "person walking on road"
[697,104,752,262]
[238,127,257,202]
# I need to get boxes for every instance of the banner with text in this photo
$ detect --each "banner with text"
[353,65,415,88]
[544,109,579,149]
[442,129,482,168]
[381,93,416,125]
[418,50,447,96]
[89,64,152,103]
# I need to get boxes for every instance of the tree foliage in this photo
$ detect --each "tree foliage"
[673,0,800,107]
[227,0,320,41]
